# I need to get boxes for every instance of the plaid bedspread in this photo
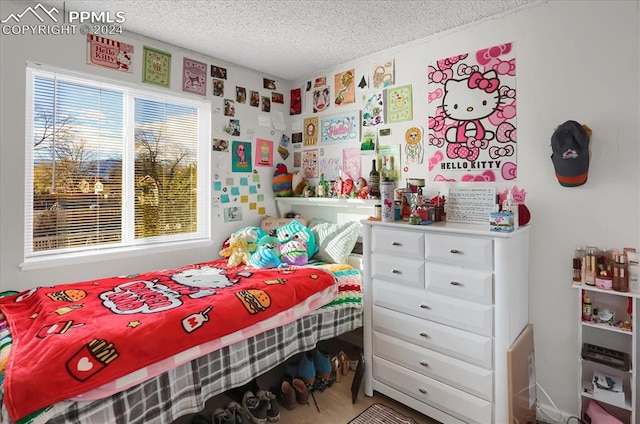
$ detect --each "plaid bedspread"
[1,307,362,424]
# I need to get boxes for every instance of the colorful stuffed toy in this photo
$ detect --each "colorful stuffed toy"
[234,226,266,253]
[272,163,293,197]
[219,232,252,267]
[275,220,317,266]
[248,231,283,268]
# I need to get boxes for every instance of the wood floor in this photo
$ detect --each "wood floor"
[174,338,442,424]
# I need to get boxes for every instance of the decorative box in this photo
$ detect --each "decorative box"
[490,212,514,232]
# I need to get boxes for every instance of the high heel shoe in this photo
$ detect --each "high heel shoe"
[337,351,350,376]
[330,355,342,383]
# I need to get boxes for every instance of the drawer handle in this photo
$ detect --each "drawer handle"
[450,281,462,286]
[418,388,428,395]
[419,332,429,338]
[419,303,431,310]
[391,241,401,246]
[419,360,429,367]
[450,249,462,254]
[391,269,401,274]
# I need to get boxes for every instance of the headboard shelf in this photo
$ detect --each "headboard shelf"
[274,197,378,230]
[275,197,378,210]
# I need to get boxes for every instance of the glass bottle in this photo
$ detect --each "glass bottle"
[613,254,629,292]
[585,246,598,286]
[369,159,380,198]
[582,295,592,321]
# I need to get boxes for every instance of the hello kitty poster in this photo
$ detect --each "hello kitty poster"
[86,34,133,73]
[427,42,517,182]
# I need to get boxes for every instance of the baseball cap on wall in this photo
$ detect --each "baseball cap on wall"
[550,120,592,187]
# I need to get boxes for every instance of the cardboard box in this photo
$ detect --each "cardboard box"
[592,371,625,406]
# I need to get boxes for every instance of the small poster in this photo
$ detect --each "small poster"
[212,78,224,97]
[249,90,260,107]
[182,58,206,95]
[377,144,400,181]
[303,117,319,146]
[255,139,274,167]
[362,91,385,127]
[342,147,361,180]
[313,86,330,113]
[334,69,355,106]
[372,60,394,89]
[143,46,171,87]
[232,141,252,172]
[211,65,227,79]
[387,84,413,123]
[320,112,360,143]
[236,86,247,103]
[86,34,133,73]
[290,88,302,115]
[302,149,318,178]
[446,187,497,224]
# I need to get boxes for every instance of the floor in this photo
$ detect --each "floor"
[174,339,441,424]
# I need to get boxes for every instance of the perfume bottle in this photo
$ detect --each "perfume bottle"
[584,246,598,286]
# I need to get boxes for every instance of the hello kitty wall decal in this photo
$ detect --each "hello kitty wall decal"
[427,42,517,182]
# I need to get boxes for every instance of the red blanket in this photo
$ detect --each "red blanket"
[0,259,337,421]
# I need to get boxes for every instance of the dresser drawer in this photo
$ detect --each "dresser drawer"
[373,305,493,368]
[373,283,493,337]
[426,263,493,305]
[425,234,493,269]
[373,356,492,424]
[372,254,424,289]
[372,227,424,259]
[374,331,493,401]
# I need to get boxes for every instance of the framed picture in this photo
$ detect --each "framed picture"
[143,46,171,87]
[182,57,206,95]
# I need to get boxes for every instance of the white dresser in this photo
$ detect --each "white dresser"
[361,220,530,424]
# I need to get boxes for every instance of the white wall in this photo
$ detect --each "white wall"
[0,0,291,292]
[291,0,639,419]
[1,0,638,420]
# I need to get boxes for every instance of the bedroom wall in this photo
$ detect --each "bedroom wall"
[0,0,291,291]
[289,0,639,420]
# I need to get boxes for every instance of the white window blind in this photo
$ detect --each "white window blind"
[25,64,211,260]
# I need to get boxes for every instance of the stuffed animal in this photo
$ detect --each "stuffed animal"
[291,171,307,196]
[219,232,252,267]
[248,231,283,268]
[275,220,317,265]
[355,177,369,199]
[272,163,293,197]
[234,226,266,253]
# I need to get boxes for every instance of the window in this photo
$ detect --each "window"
[25,64,211,260]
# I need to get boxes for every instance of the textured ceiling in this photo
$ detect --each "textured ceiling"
[43,0,543,81]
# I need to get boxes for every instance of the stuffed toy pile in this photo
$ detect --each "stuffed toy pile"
[219,220,318,269]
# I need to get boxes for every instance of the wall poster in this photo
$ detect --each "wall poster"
[182,58,206,95]
[303,117,319,146]
[232,141,252,172]
[427,42,517,182]
[86,34,133,73]
[302,149,318,178]
[320,112,360,143]
[142,46,171,87]
[386,84,413,123]
[255,138,274,167]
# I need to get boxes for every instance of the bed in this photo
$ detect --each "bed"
[0,217,364,424]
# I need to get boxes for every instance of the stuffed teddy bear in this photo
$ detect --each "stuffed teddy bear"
[219,232,252,267]
[291,171,307,196]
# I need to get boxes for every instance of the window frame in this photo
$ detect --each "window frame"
[23,62,212,268]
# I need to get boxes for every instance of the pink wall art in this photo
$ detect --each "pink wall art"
[427,42,517,182]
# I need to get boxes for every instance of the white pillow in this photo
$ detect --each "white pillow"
[309,219,361,264]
